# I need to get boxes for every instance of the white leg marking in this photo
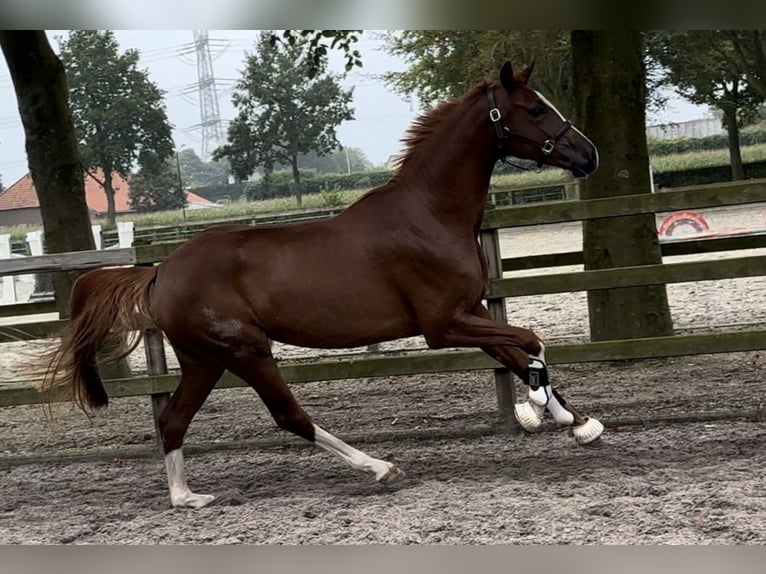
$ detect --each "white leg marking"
[165,449,215,509]
[313,424,404,483]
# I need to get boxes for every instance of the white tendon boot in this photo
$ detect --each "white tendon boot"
[514,349,553,432]
[530,384,574,427]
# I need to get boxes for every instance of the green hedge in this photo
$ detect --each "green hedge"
[653,159,766,188]
[245,169,394,200]
[648,129,766,156]
[188,155,766,205]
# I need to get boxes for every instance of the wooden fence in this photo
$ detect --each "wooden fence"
[3,183,574,255]
[2,178,766,440]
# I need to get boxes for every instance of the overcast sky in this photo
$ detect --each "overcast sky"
[0,30,709,187]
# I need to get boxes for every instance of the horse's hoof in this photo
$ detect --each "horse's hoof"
[514,401,544,432]
[378,466,406,484]
[171,492,216,509]
[571,417,604,445]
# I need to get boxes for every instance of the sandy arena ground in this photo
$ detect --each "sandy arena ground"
[0,204,764,544]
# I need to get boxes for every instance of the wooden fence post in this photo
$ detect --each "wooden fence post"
[144,325,171,454]
[479,228,518,428]
[140,251,169,453]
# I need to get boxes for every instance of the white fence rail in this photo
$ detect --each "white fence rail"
[0,224,135,304]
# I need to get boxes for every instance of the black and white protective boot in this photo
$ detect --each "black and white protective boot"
[513,345,604,444]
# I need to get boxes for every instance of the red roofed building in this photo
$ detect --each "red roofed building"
[0,170,215,226]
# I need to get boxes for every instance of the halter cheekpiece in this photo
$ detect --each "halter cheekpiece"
[486,85,572,169]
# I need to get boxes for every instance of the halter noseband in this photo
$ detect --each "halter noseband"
[486,85,572,167]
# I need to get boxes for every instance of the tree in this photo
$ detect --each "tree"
[384,30,668,121]
[270,30,363,78]
[383,31,573,115]
[177,148,230,188]
[58,30,174,225]
[129,157,187,213]
[571,31,674,341]
[0,31,95,316]
[647,31,765,180]
[728,30,766,99]
[0,28,358,303]
[213,32,354,207]
[294,147,372,174]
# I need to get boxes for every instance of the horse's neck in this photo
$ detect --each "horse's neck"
[396,97,496,231]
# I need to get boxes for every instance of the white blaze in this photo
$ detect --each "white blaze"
[534,89,598,164]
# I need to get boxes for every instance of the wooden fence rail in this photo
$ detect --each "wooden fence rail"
[5,328,766,408]
[3,179,764,276]
[2,178,766,432]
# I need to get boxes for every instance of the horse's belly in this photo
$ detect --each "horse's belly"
[258,288,418,349]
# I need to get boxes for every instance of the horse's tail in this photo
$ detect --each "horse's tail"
[40,266,157,412]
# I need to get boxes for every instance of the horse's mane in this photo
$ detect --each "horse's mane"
[391,81,490,174]
[350,81,490,206]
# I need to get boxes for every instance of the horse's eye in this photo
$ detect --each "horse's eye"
[530,105,547,117]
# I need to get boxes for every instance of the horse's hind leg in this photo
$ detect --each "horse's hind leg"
[227,352,405,484]
[157,350,224,508]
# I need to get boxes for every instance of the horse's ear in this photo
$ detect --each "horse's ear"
[518,59,536,85]
[499,61,515,92]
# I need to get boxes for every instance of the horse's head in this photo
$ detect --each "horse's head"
[488,61,598,178]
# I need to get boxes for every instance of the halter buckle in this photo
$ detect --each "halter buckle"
[541,139,555,155]
[489,108,501,122]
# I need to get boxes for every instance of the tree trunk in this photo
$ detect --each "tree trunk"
[571,30,674,341]
[723,106,745,181]
[2,32,131,381]
[102,165,117,225]
[0,31,95,317]
[291,154,303,207]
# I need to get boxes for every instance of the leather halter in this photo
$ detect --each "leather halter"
[486,85,572,167]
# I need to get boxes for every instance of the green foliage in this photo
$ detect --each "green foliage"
[295,147,373,173]
[727,31,766,100]
[177,148,230,187]
[270,30,363,78]
[128,158,187,213]
[320,184,344,207]
[58,30,174,221]
[213,31,355,206]
[646,31,766,180]
[646,31,765,126]
[246,169,392,201]
[383,31,573,115]
[650,143,766,172]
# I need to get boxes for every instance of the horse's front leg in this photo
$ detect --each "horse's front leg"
[422,306,604,445]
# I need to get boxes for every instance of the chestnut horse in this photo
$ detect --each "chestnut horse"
[43,61,601,509]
